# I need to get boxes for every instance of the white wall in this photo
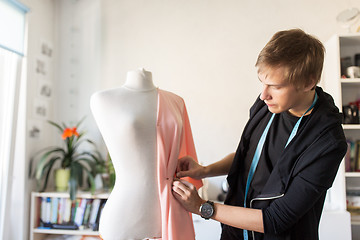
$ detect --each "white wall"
[97,0,360,199]
[15,1,56,239]
[18,0,360,239]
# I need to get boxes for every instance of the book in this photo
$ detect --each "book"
[51,222,79,230]
[57,197,66,223]
[40,197,47,224]
[356,140,360,171]
[50,197,59,223]
[83,199,93,226]
[89,199,101,229]
[63,198,72,223]
[345,140,352,172]
[350,140,356,171]
[45,197,51,224]
[93,199,107,231]
[74,198,88,227]
[71,198,80,223]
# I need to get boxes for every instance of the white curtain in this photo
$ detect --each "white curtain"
[0,45,24,239]
[0,1,28,238]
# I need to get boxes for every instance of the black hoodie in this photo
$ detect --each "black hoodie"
[222,87,347,240]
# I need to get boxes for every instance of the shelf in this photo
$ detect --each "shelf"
[339,34,360,46]
[343,124,360,130]
[32,191,110,199]
[33,228,99,235]
[351,215,360,225]
[341,78,360,84]
[30,191,108,240]
[325,34,360,234]
[345,172,360,177]
[352,220,360,225]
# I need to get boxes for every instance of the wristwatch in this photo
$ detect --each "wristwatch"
[199,201,215,220]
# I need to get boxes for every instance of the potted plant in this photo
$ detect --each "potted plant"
[31,119,96,200]
[87,151,116,191]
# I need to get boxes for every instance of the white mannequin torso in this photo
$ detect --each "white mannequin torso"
[90,69,161,240]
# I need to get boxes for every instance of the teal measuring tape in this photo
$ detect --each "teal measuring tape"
[243,92,318,240]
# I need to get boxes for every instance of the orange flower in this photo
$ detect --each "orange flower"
[62,127,79,139]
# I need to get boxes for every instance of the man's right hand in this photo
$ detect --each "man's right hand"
[176,156,206,179]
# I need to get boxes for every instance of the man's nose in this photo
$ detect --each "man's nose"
[260,85,270,101]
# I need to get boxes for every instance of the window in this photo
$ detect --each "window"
[0,0,28,238]
[0,0,28,55]
[0,47,23,235]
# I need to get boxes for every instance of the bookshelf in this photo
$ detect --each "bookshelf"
[323,34,360,236]
[30,191,109,240]
[345,172,360,177]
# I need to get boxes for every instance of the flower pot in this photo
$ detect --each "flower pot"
[94,173,103,191]
[55,168,70,191]
[101,173,111,191]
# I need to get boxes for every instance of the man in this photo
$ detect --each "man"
[172,29,347,240]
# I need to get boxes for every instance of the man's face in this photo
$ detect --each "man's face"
[258,66,308,116]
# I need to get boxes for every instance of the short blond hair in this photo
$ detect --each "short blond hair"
[255,29,325,89]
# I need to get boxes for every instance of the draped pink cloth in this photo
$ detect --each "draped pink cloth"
[156,89,203,240]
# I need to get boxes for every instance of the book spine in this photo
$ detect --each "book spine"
[74,198,87,227]
[89,199,101,227]
[82,199,93,226]
[64,198,72,223]
[93,199,107,231]
[57,198,62,224]
[356,140,360,171]
[40,197,46,224]
[45,197,51,224]
[51,197,59,223]
[70,200,77,223]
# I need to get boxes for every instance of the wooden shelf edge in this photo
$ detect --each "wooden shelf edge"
[341,78,360,83]
[32,228,99,235]
[342,124,360,130]
[351,220,360,225]
[31,191,110,199]
[345,172,360,177]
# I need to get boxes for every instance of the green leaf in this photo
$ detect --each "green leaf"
[75,156,95,166]
[86,139,95,145]
[76,116,86,128]
[72,139,87,150]
[48,120,64,133]
[77,132,85,140]
[29,157,36,178]
[39,156,60,191]
[68,175,77,201]
[69,162,84,201]
[79,153,98,173]
[77,165,84,187]
[35,149,65,180]
[81,164,95,194]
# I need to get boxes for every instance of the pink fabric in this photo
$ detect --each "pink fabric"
[156,89,203,240]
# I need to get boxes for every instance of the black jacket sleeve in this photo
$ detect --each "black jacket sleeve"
[262,134,347,235]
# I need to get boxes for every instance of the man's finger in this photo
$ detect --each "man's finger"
[176,170,188,178]
[179,179,194,189]
[172,189,182,199]
[173,180,189,193]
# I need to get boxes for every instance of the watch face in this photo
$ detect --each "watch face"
[201,202,214,218]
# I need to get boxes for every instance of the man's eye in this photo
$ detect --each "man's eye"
[272,86,281,90]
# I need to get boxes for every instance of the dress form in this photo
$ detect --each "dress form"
[90,68,161,240]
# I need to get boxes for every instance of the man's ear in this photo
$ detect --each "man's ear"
[304,77,317,91]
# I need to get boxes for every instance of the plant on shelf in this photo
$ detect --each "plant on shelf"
[87,151,116,191]
[31,118,95,200]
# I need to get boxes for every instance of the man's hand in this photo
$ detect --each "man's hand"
[172,178,206,214]
[176,156,206,179]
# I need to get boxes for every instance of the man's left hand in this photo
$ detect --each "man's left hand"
[172,178,206,214]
